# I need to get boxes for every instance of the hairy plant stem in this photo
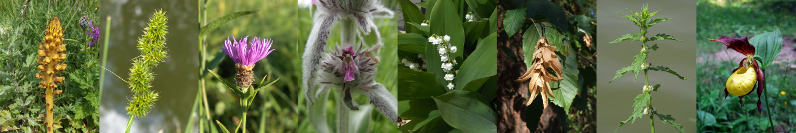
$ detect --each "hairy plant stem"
[336,89,351,133]
[643,37,654,133]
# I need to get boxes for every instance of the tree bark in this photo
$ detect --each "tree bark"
[496,2,531,132]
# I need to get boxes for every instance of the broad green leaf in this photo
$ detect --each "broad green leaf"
[400,0,428,34]
[648,66,687,80]
[647,18,671,27]
[400,98,439,119]
[398,33,427,54]
[433,91,496,133]
[648,33,681,42]
[549,48,579,114]
[749,30,783,69]
[407,22,430,34]
[572,15,595,36]
[698,110,716,126]
[610,53,646,82]
[398,68,446,101]
[199,10,258,37]
[427,0,465,84]
[503,8,526,37]
[488,8,497,34]
[415,116,455,132]
[656,113,684,133]
[398,110,442,132]
[521,23,542,66]
[610,33,642,44]
[455,33,496,91]
[525,0,569,32]
[616,93,650,131]
[463,21,487,44]
[464,0,495,18]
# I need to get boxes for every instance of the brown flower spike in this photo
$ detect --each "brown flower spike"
[35,17,67,133]
[515,37,564,109]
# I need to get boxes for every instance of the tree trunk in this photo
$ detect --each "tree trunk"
[496,2,531,132]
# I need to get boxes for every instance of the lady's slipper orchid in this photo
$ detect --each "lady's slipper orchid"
[710,36,766,114]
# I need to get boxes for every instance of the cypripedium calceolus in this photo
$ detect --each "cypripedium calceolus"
[710,36,766,114]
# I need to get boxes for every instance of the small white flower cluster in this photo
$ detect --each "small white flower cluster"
[420,20,429,26]
[643,107,657,115]
[465,12,475,22]
[640,63,648,70]
[429,34,459,90]
[401,54,427,70]
[642,85,653,93]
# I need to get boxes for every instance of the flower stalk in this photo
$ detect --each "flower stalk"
[37,17,67,133]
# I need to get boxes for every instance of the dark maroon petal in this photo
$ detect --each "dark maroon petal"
[710,36,755,55]
[724,88,730,100]
[755,63,765,98]
[739,95,745,107]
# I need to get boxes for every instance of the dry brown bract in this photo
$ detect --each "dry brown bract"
[515,37,564,109]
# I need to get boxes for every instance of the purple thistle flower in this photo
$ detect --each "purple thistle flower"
[87,21,100,46]
[339,46,358,82]
[223,36,275,66]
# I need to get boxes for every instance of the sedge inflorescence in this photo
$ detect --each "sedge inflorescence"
[126,10,168,118]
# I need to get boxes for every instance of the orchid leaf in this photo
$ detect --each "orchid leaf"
[749,30,782,69]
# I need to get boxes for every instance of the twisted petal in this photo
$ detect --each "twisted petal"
[710,36,755,56]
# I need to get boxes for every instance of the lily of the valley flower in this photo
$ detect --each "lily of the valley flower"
[317,43,399,123]
[710,36,766,114]
[223,36,275,89]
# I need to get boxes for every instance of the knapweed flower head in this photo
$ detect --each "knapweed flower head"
[87,21,100,46]
[36,17,67,89]
[223,36,275,89]
[710,36,766,114]
[316,43,399,123]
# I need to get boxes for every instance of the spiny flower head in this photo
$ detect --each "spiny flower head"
[710,36,766,114]
[126,10,168,118]
[36,17,67,89]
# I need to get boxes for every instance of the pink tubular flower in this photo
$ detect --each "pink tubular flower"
[339,46,358,82]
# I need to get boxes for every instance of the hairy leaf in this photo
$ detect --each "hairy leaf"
[648,66,687,80]
[610,53,646,82]
[656,113,684,133]
[617,93,650,131]
[648,33,681,42]
[610,33,642,44]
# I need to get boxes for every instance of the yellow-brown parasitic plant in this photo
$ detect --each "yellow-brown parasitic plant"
[35,17,67,133]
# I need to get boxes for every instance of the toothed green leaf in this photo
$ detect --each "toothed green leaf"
[610,53,646,82]
[617,93,650,132]
[648,66,687,80]
[610,33,642,44]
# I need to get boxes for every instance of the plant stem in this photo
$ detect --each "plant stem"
[650,114,655,133]
[241,112,248,133]
[45,88,53,133]
[125,116,134,133]
[336,89,350,133]
[763,69,773,132]
[643,40,654,133]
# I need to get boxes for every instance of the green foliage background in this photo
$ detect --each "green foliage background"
[0,0,100,132]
